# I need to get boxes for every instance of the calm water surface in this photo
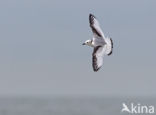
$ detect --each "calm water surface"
[0,97,155,115]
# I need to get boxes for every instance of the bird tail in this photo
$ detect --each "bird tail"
[104,37,113,56]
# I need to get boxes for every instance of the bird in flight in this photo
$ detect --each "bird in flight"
[82,14,113,72]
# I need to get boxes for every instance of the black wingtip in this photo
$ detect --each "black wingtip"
[89,13,95,25]
[89,13,95,19]
[93,67,100,72]
[89,13,93,17]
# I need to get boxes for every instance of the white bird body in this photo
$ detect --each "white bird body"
[83,14,113,72]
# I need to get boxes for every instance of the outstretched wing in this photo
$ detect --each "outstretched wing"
[92,46,105,72]
[89,14,105,39]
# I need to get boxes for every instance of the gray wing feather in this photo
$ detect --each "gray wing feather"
[92,46,105,72]
[89,14,105,39]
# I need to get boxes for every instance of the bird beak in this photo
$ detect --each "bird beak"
[82,43,85,45]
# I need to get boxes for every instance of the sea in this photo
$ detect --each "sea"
[0,97,155,115]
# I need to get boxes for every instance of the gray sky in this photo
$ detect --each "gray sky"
[0,0,156,97]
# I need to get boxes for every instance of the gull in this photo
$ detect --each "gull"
[82,14,113,72]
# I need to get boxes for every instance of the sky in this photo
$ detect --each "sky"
[0,0,156,97]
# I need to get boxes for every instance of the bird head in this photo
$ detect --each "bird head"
[82,40,93,46]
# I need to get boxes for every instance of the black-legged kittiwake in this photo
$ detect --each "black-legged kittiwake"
[83,14,113,72]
